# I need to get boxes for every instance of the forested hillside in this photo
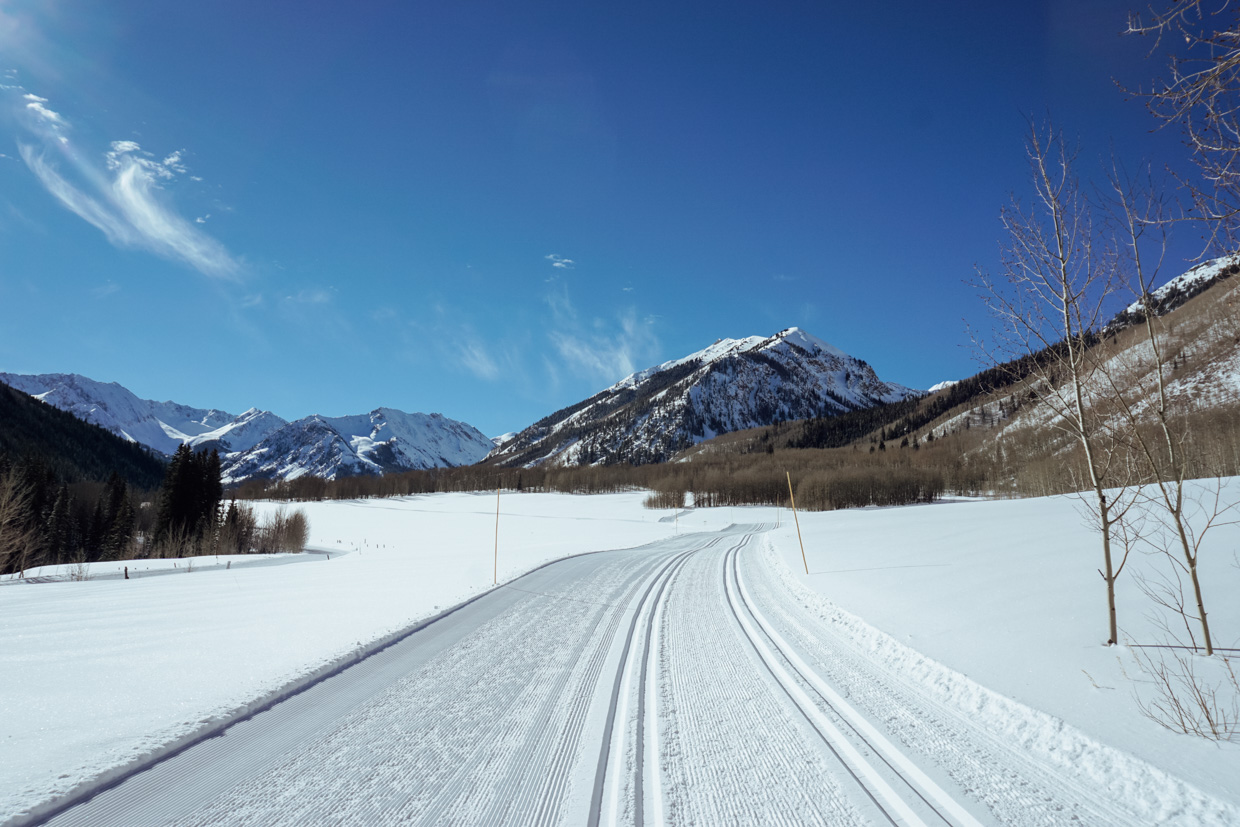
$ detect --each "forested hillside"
[0,380,165,489]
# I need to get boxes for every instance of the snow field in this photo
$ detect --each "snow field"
[0,492,730,826]
[759,483,1240,819]
[4,487,1238,825]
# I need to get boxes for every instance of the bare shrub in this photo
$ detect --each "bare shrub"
[1131,647,1240,741]
[643,489,685,510]
[67,555,90,582]
[217,500,258,555]
[256,507,311,553]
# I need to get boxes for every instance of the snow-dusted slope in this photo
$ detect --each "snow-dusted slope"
[0,373,287,456]
[0,373,490,484]
[1107,255,1240,331]
[188,407,290,452]
[491,327,918,467]
[221,408,493,484]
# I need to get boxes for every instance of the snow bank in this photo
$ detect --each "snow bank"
[762,484,1240,816]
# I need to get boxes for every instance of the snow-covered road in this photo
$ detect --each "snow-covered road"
[30,525,1171,826]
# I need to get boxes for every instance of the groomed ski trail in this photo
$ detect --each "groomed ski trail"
[29,524,1195,826]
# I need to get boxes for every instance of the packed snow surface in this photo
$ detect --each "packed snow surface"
[2,487,1237,825]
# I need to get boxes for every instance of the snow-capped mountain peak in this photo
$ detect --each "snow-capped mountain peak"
[219,407,494,484]
[0,372,288,456]
[492,327,917,467]
[0,373,492,484]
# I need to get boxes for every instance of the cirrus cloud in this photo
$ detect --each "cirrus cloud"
[10,89,240,279]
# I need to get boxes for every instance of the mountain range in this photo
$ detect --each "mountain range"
[488,327,917,467]
[220,409,496,485]
[3,326,919,481]
[0,372,285,456]
[0,373,494,484]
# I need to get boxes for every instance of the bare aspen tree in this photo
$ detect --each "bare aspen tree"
[1128,3,1240,251]
[1104,165,1236,656]
[975,122,1134,645]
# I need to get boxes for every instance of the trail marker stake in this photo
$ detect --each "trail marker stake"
[786,471,808,575]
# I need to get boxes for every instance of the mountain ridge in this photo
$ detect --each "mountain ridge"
[221,408,494,484]
[0,373,493,485]
[489,326,918,467]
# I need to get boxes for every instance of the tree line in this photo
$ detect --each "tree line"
[1,443,310,576]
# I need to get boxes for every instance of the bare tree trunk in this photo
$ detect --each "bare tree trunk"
[1106,166,1229,655]
[974,122,1132,645]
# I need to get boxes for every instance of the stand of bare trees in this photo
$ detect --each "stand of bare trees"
[965,0,1240,739]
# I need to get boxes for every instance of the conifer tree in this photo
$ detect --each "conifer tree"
[45,484,76,563]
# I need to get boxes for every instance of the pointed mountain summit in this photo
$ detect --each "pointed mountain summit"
[0,372,288,455]
[0,373,493,485]
[221,407,495,484]
[490,327,918,467]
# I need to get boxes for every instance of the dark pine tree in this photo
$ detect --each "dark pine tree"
[153,446,223,552]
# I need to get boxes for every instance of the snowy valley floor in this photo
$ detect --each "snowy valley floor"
[1,487,1238,824]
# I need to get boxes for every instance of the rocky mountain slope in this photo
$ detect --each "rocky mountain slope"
[489,327,918,467]
[0,373,493,485]
[220,408,494,484]
[0,373,288,456]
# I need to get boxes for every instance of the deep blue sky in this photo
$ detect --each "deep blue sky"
[0,0,1198,435]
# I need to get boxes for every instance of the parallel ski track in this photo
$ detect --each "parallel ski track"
[655,533,862,827]
[26,524,1148,827]
[722,536,962,827]
[589,543,700,827]
[736,534,1140,827]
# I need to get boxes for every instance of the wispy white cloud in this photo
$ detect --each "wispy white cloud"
[547,301,660,385]
[459,339,500,380]
[545,253,575,269]
[25,98,66,129]
[544,284,577,323]
[9,89,241,279]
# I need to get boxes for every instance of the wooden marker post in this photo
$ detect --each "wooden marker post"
[494,485,500,585]
[786,471,808,575]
